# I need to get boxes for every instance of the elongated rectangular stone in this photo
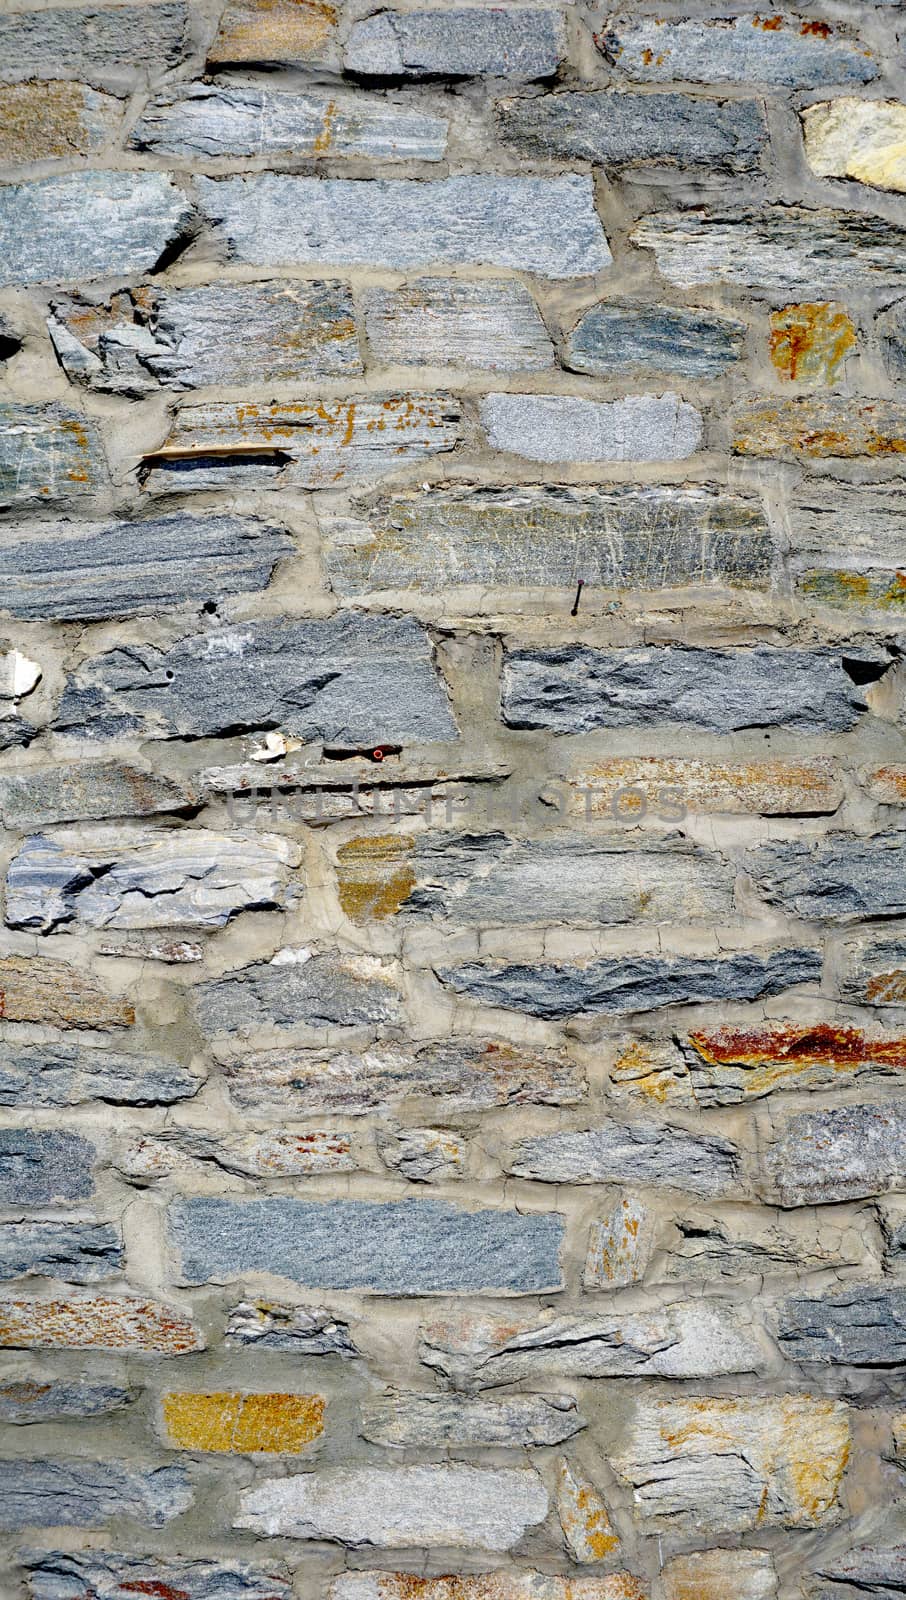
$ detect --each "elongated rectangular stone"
[560,758,843,819]
[0,171,192,286]
[208,0,339,67]
[0,81,123,164]
[797,567,906,612]
[733,397,906,458]
[162,1391,325,1453]
[330,1578,646,1600]
[0,1222,122,1283]
[0,514,292,620]
[0,1458,191,1530]
[327,486,775,596]
[130,1129,355,1179]
[839,934,906,1006]
[745,831,906,921]
[789,482,906,569]
[227,1301,359,1356]
[439,946,821,1019]
[197,950,404,1035]
[498,90,766,171]
[0,1379,132,1423]
[0,1,188,86]
[6,828,302,933]
[56,615,457,745]
[610,1396,849,1534]
[862,766,906,805]
[631,207,906,294]
[0,1130,95,1204]
[361,1391,584,1447]
[778,1285,906,1365]
[683,1022,906,1104]
[803,98,906,193]
[171,1196,563,1294]
[508,1118,738,1195]
[142,394,460,494]
[345,8,565,78]
[0,953,134,1028]
[0,404,107,507]
[197,174,611,278]
[25,1552,293,1600]
[362,279,553,370]
[762,1103,906,1205]
[812,1547,906,1600]
[0,761,189,828]
[502,645,886,733]
[235,1464,548,1548]
[0,1295,203,1353]
[563,301,746,378]
[600,15,877,86]
[481,393,703,463]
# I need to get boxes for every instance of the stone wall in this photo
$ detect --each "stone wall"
[1,0,905,1595]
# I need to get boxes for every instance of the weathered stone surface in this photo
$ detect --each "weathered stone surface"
[557,1459,620,1563]
[439,946,821,1020]
[498,91,767,172]
[0,1,188,86]
[563,301,745,379]
[561,758,843,819]
[376,1126,465,1182]
[839,935,906,1006]
[763,1103,906,1206]
[879,301,906,382]
[509,1119,738,1196]
[0,712,36,751]
[130,83,447,161]
[0,1130,95,1204]
[0,1378,132,1423]
[50,279,362,393]
[601,15,876,87]
[502,645,883,734]
[162,1391,325,1453]
[657,1205,866,1283]
[236,1464,549,1548]
[803,98,906,193]
[798,566,906,613]
[208,0,339,68]
[813,1544,906,1599]
[683,1022,906,1104]
[227,1301,359,1356]
[583,1197,651,1288]
[345,8,565,78]
[0,1042,200,1107]
[0,953,134,1029]
[202,752,509,822]
[327,486,775,596]
[0,513,292,620]
[769,301,856,386]
[25,1551,293,1600]
[788,482,906,569]
[610,1395,849,1533]
[0,171,192,287]
[0,81,123,164]
[330,1578,645,1600]
[733,397,906,458]
[0,1221,122,1283]
[661,1550,777,1600]
[172,1197,563,1294]
[420,1302,765,1390]
[481,393,703,463]
[0,1458,191,1530]
[143,394,460,494]
[129,1129,355,1180]
[361,1390,584,1448]
[779,1285,906,1365]
[0,403,107,507]
[197,950,404,1036]
[223,1037,584,1112]
[197,174,611,278]
[631,207,906,295]
[0,1294,204,1353]
[57,615,457,745]
[865,766,906,805]
[746,831,906,921]
[6,827,301,933]
[362,279,552,370]
[0,761,189,829]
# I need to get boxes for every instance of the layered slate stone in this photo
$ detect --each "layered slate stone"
[172,1197,564,1294]
[481,393,703,464]
[130,84,448,162]
[196,950,405,1035]
[197,174,611,277]
[438,947,821,1020]
[508,1118,739,1196]
[208,0,340,68]
[362,280,553,370]
[497,91,767,172]
[55,615,457,745]
[798,567,906,613]
[326,486,775,596]
[778,1285,906,1365]
[0,761,190,829]
[563,301,746,378]
[0,953,134,1029]
[0,1,188,86]
[0,82,123,164]
[162,1390,325,1453]
[0,1295,203,1353]
[683,1022,906,1104]
[235,1464,549,1549]
[376,1126,465,1183]
[763,1103,906,1205]
[142,394,460,494]
[631,207,906,295]
[25,1552,293,1600]
[0,1130,96,1204]
[501,645,885,733]
[557,1460,619,1563]
[732,397,906,459]
[0,1380,132,1423]
[788,483,906,597]
[0,404,107,507]
[0,1221,122,1283]
[812,1546,906,1600]
[0,1458,192,1530]
[609,1396,849,1533]
[0,171,193,286]
[745,831,906,921]
[330,1579,646,1600]
[600,15,877,87]
[655,1205,865,1283]
[0,1041,202,1107]
[50,280,362,393]
[226,1301,359,1356]
[879,302,906,382]
[839,934,906,1006]
[0,514,292,620]
[6,828,302,933]
[559,758,843,819]
[361,1391,585,1447]
[803,98,906,194]
[344,8,565,78]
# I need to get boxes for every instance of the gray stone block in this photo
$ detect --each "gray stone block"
[600,15,877,87]
[0,1,188,86]
[196,951,405,1035]
[0,404,107,508]
[838,934,906,1007]
[508,1118,739,1195]
[25,1551,291,1598]
[226,1301,359,1357]
[498,91,767,171]
[763,1103,906,1205]
[563,301,746,378]
[362,279,553,370]
[0,1221,122,1283]
[480,392,703,463]
[0,172,192,287]
[0,1459,191,1529]
[0,761,190,829]
[0,1042,202,1107]
[361,1391,585,1447]
[778,1285,906,1365]
[746,831,906,921]
[345,7,565,78]
[0,1130,95,1204]
[0,1380,132,1424]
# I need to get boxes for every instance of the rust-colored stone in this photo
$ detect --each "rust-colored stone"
[0,81,122,164]
[336,834,416,921]
[162,1390,325,1452]
[866,766,906,804]
[208,0,338,65]
[584,1196,650,1287]
[562,758,842,818]
[0,954,134,1028]
[687,1022,906,1097]
[769,302,856,386]
[733,397,906,457]
[0,1296,203,1353]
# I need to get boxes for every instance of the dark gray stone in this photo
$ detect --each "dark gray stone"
[0,1,188,87]
[813,1542,906,1596]
[563,301,746,378]
[438,946,821,1019]
[0,1131,95,1204]
[501,645,887,734]
[24,1551,292,1599]
[779,1285,906,1366]
[0,1042,202,1107]
[498,91,767,172]
[0,761,190,829]
[226,1300,359,1356]
[345,7,565,78]
[55,615,457,745]
[0,1221,122,1283]
[880,300,906,383]
[0,514,292,621]
[0,1379,132,1423]
[0,172,193,287]
[196,951,404,1035]
[0,1459,191,1529]
[763,1103,906,1206]
[361,279,553,370]
[508,1118,739,1196]
[600,15,877,87]
[746,831,906,922]
[171,1196,564,1294]
[361,1391,585,1447]
[0,713,35,752]
[0,404,107,508]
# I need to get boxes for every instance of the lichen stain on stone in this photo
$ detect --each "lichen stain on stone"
[0,1296,203,1353]
[769,302,856,386]
[337,833,416,920]
[0,81,116,164]
[0,953,134,1028]
[800,567,906,609]
[209,0,338,63]
[687,1021,906,1093]
[162,1390,325,1452]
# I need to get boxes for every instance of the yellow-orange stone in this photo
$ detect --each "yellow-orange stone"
[208,0,338,65]
[0,81,122,164]
[162,1390,325,1452]
[769,302,856,387]
[336,834,416,921]
[0,953,134,1028]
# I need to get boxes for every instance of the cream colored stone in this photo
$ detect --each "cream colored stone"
[803,98,906,193]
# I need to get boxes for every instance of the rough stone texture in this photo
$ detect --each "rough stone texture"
[161,1390,325,1452]
[497,91,767,172]
[197,174,611,277]
[361,1391,585,1447]
[0,1379,132,1423]
[208,0,340,68]
[0,760,190,828]
[600,16,877,87]
[0,953,134,1029]
[0,81,124,164]
[25,1552,293,1600]
[0,403,107,507]
[657,1206,866,1283]
[745,831,906,921]
[583,1197,651,1288]
[0,171,193,287]
[362,279,553,370]
[732,397,906,459]
[0,2,188,86]
[878,301,906,383]
[560,758,843,818]
[480,392,703,464]
[0,1221,122,1283]
[0,1042,200,1107]
[557,1459,620,1563]
[812,1543,906,1597]
[227,1301,359,1356]
[344,9,565,79]
[839,935,906,1006]
[769,302,856,386]
[661,1550,778,1600]
[563,301,746,378]
[0,1130,95,1205]
[763,1103,906,1205]
[330,1580,645,1600]
[196,950,404,1035]
[171,1196,564,1294]
[376,1126,465,1182]
[778,1285,906,1365]
[0,1296,203,1353]
[509,1119,738,1195]
[0,1458,192,1530]
[803,98,906,193]
[683,1022,906,1103]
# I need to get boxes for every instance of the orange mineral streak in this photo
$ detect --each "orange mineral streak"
[800,17,832,35]
[0,953,134,1027]
[208,0,338,64]
[162,1389,325,1452]
[336,833,417,920]
[0,1297,203,1353]
[687,1021,906,1093]
[754,14,784,29]
[769,303,856,385]
[867,765,906,801]
[570,757,841,816]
